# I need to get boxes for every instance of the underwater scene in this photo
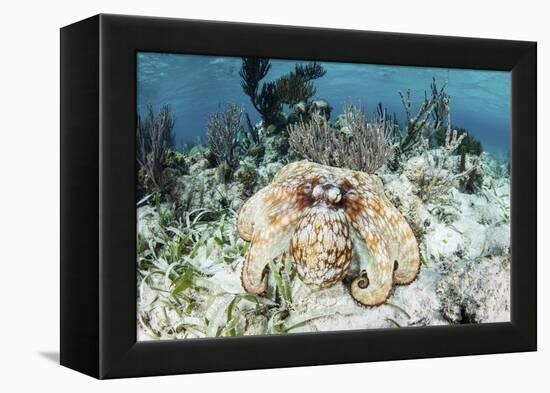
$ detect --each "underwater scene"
[136,53,511,340]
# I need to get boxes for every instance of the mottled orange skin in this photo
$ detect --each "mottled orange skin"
[291,205,352,288]
[237,160,420,306]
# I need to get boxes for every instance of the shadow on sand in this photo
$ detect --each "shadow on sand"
[38,351,59,364]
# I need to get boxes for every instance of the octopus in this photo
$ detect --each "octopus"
[237,161,420,306]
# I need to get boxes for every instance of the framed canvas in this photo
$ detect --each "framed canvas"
[60,14,537,379]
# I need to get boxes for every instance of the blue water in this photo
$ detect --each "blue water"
[137,52,511,154]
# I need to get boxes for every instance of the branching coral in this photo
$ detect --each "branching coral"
[206,104,244,169]
[275,62,326,106]
[434,126,483,157]
[239,58,271,111]
[256,81,284,126]
[457,132,484,194]
[137,104,176,191]
[390,77,486,187]
[457,128,483,156]
[239,58,327,127]
[392,78,451,163]
[287,104,394,174]
[239,58,281,125]
[294,62,327,81]
[276,74,316,106]
[414,128,481,203]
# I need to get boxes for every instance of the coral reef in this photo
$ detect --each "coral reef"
[288,104,394,173]
[136,144,510,339]
[389,78,452,168]
[136,73,511,340]
[237,161,420,306]
[411,129,481,203]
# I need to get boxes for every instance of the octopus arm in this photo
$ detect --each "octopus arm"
[344,184,418,306]
[237,186,270,241]
[352,176,421,286]
[348,219,394,306]
[239,185,306,293]
[241,225,294,293]
[383,203,420,285]
[367,189,420,285]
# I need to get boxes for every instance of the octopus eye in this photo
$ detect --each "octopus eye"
[394,260,399,271]
[312,184,324,200]
[326,187,342,204]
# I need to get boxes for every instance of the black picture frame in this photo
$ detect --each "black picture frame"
[60,14,537,379]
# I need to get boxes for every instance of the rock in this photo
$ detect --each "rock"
[265,124,279,135]
[293,101,307,114]
[189,158,210,175]
[451,218,487,259]
[333,114,347,129]
[423,223,464,262]
[248,143,265,160]
[235,165,258,192]
[390,263,447,327]
[383,174,429,239]
[310,99,332,119]
[214,184,241,211]
[436,255,510,323]
[263,134,289,163]
[171,165,239,211]
[215,162,232,183]
[311,99,329,109]
[164,149,187,168]
[402,156,426,185]
[485,224,510,256]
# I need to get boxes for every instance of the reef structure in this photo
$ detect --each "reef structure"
[237,160,420,306]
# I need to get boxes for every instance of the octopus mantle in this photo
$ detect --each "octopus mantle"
[237,161,420,306]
